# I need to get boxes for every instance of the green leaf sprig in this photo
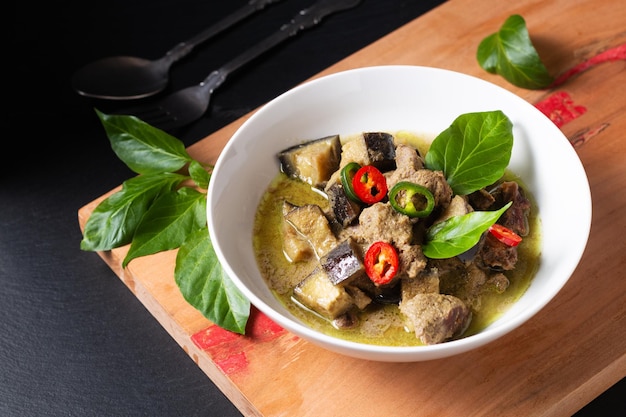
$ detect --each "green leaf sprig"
[425,110,514,195]
[422,110,515,258]
[81,110,250,334]
[423,202,512,259]
[477,14,554,89]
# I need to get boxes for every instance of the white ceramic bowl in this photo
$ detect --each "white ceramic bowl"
[208,65,591,362]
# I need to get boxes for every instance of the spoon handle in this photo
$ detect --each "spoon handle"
[164,0,285,63]
[201,0,362,91]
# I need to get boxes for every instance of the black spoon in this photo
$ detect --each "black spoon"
[71,0,284,100]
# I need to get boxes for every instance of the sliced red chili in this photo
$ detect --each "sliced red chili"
[364,241,399,286]
[388,181,435,218]
[352,165,388,204]
[340,162,362,203]
[488,224,522,247]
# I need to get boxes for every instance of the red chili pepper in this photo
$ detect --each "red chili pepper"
[351,165,388,204]
[364,241,399,286]
[488,224,522,247]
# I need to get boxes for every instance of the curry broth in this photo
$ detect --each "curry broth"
[252,132,541,346]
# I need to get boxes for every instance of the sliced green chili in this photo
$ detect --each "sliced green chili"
[340,162,362,202]
[388,181,435,218]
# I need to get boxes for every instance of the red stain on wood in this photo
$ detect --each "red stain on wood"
[190,308,286,375]
[568,123,610,148]
[191,323,241,350]
[551,43,626,87]
[535,91,587,128]
[247,308,286,342]
[215,351,249,375]
[534,44,624,143]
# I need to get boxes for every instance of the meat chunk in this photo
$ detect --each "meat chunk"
[413,169,453,210]
[438,261,510,310]
[472,181,531,270]
[354,203,427,280]
[386,144,452,210]
[468,188,496,210]
[386,144,425,188]
[491,181,531,236]
[399,293,471,345]
[397,244,428,281]
[477,233,518,270]
[357,202,413,246]
[433,195,473,225]
[400,270,440,301]
[388,170,452,213]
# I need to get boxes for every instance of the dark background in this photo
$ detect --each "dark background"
[3,0,624,415]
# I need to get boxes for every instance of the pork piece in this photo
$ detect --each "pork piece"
[438,261,510,309]
[293,268,354,320]
[473,181,530,270]
[468,188,496,210]
[385,144,425,188]
[386,146,453,210]
[354,202,427,280]
[399,293,471,345]
[326,182,361,227]
[357,202,413,246]
[477,233,518,270]
[281,202,315,262]
[284,203,338,258]
[320,238,365,286]
[432,195,473,225]
[412,169,453,210]
[397,245,428,282]
[278,134,342,187]
[340,132,396,170]
[429,256,465,274]
[400,269,440,300]
[490,181,531,236]
[463,263,497,296]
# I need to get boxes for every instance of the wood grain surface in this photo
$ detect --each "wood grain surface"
[78,0,626,415]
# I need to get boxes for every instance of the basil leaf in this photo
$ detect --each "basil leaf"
[175,228,250,334]
[96,109,192,175]
[84,112,253,335]
[477,14,554,89]
[122,187,207,267]
[425,111,513,196]
[188,160,211,189]
[80,172,187,251]
[423,202,512,259]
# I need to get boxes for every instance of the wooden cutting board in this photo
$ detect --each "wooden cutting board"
[78,0,626,415]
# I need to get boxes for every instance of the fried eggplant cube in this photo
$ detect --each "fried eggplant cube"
[278,134,342,187]
[293,268,354,320]
[320,238,365,286]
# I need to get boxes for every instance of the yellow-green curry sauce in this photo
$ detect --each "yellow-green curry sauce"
[253,132,541,346]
